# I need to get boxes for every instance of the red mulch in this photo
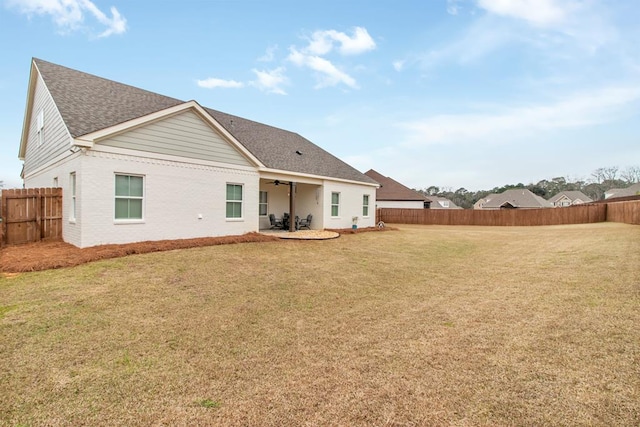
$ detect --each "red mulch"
[0,227,394,273]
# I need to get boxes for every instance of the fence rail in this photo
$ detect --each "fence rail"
[1,188,63,246]
[378,200,640,227]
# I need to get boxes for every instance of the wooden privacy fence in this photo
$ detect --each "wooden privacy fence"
[1,188,63,246]
[378,203,612,227]
[606,200,640,225]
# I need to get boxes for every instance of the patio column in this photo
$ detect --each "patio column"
[289,181,296,232]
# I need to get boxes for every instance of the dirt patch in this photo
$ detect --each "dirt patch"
[0,227,394,273]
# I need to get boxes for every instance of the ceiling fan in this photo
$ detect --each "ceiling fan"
[266,179,289,186]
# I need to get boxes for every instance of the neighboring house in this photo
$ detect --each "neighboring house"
[474,189,552,209]
[548,191,593,207]
[604,183,640,200]
[18,58,379,248]
[364,169,428,209]
[424,195,462,209]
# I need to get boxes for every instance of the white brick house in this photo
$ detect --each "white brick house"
[18,58,378,248]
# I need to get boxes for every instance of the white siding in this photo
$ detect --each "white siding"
[22,74,72,177]
[68,150,258,247]
[322,181,376,229]
[99,110,252,167]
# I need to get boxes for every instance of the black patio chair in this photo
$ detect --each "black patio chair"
[298,214,312,229]
[269,214,284,229]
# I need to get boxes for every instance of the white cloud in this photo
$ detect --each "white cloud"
[476,0,571,28]
[258,45,278,62]
[7,0,127,37]
[196,78,244,89]
[400,85,640,146]
[393,60,405,72]
[288,47,358,89]
[306,26,376,56]
[250,67,288,95]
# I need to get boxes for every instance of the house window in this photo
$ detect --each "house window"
[258,191,268,216]
[363,194,370,217]
[115,174,144,220]
[439,200,450,208]
[36,110,44,146]
[331,192,340,217]
[69,172,76,221]
[226,184,243,219]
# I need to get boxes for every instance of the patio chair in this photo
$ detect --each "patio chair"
[269,214,284,229]
[298,214,312,229]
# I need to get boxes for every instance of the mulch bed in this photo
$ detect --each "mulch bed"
[0,227,393,273]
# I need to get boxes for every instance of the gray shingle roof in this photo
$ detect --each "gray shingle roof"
[364,169,425,201]
[482,189,552,209]
[606,183,640,199]
[33,58,377,185]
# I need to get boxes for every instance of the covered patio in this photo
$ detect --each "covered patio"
[258,177,323,232]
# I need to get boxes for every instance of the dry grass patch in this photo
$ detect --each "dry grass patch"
[1,223,638,426]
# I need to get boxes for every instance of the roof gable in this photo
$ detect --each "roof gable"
[548,191,593,204]
[23,58,377,185]
[98,109,254,167]
[364,169,425,201]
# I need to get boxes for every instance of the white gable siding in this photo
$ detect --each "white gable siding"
[98,110,252,167]
[23,74,72,177]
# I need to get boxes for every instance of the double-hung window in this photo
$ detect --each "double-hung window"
[226,184,243,219]
[331,192,340,217]
[115,174,144,220]
[363,194,370,217]
[258,191,268,216]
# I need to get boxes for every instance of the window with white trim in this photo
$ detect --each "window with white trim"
[226,184,243,219]
[331,192,340,217]
[363,194,370,217]
[258,191,268,216]
[115,174,144,220]
[36,110,44,146]
[69,173,76,221]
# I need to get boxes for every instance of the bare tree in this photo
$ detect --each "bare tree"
[621,165,640,184]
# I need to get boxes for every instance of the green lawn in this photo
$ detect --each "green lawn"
[1,223,639,426]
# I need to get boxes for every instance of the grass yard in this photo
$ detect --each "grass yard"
[1,223,639,426]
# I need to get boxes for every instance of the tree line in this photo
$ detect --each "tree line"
[416,166,640,209]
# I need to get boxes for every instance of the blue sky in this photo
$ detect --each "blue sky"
[1,0,639,191]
